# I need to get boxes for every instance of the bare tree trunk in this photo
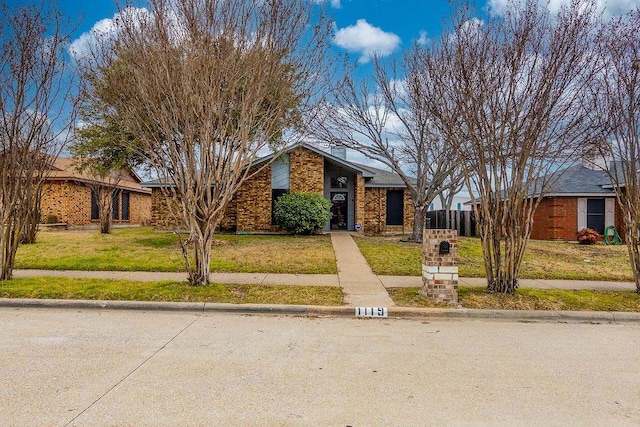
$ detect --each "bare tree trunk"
[409,203,425,242]
[0,219,20,280]
[20,194,41,244]
[98,188,113,234]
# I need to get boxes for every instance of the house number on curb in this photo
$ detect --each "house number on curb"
[355,307,388,318]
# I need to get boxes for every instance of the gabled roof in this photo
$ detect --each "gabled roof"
[253,142,376,179]
[47,157,151,194]
[141,142,413,188]
[350,162,414,188]
[541,164,614,196]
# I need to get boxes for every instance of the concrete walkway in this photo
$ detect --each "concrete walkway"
[330,232,396,307]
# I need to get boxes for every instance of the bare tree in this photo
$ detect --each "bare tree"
[79,0,332,285]
[313,44,460,242]
[591,8,640,293]
[423,0,599,292]
[0,1,77,279]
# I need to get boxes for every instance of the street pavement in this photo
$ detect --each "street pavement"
[1,308,639,426]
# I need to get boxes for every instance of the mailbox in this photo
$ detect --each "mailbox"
[439,240,450,255]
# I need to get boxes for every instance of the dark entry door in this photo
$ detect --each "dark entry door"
[330,192,348,230]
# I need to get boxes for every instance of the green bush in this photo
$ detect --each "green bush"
[273,192,331,234]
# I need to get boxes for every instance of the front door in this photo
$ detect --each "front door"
[330,192,348,230]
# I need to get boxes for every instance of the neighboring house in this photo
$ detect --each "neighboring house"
[531,164,622,241]
[142,143,416,235]
[40,157,152,226]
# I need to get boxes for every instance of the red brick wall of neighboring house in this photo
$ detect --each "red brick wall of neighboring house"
[531,197,579,241]
[289,147,324,195]
[531,197,578,241]
[363,187,415,235]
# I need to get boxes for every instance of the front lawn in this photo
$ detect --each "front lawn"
[0,277,343,306]
[388,287,640,312]
[15,227,337,274]
[354,236,634,281]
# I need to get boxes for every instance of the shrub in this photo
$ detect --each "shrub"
[577,228,599,245]
[273,192,331,235]
[45,214,59,224]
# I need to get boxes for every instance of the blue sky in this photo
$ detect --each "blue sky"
[32,0,640,68]
[47,0,459,65]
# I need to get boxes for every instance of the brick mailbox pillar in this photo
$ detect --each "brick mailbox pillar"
[421,229,459,304]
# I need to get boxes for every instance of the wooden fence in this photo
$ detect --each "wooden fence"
[425,210,477,237]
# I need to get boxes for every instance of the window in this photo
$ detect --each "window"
[331,176,348,188]
[91,189,99,220]
[121,191,130,221]
[112,190,120,220]
[587,198,605,234]
[386,190,404,226]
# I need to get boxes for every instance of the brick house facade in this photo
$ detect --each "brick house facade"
[143,144,415,235]
[40,157,151,226]
[530,165,621,241]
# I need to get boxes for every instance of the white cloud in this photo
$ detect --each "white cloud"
[333,19,401,63]
[68,7,150,61]
[312,0,341,7]
[417,30,429,46]
[487,0,640,18]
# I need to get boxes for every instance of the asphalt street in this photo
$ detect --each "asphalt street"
[2,307,639,426]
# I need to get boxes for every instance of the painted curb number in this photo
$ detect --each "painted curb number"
[355,307,388,318]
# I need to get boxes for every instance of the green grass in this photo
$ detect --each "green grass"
[0,277,343,306]
[354,236,633,281]
[388,287,640,312]
[15,228,336,274]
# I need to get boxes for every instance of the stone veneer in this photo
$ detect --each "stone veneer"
[421,229,458,304]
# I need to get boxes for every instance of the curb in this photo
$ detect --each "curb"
[1,298,639,324]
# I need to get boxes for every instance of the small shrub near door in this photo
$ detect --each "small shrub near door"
[273,192,331,234]
[577,228,599,245]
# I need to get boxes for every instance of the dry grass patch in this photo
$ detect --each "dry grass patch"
[0,277,343,306]
[388,287,640,312]
[15,228,336,274]
[355,235,633,281]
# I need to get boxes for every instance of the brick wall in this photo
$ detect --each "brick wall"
[364,188,385,234]
[531,197,578,241]
[363,187,415,235]
[355,174,365,232]
[126,191,152,225]
[236,165,273,232]
[290,147,324,194]
[421,229,458,303]
[40,181,92,224]
[41,180,151,226]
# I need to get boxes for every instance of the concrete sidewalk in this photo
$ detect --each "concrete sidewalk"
[12,271,637,291]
